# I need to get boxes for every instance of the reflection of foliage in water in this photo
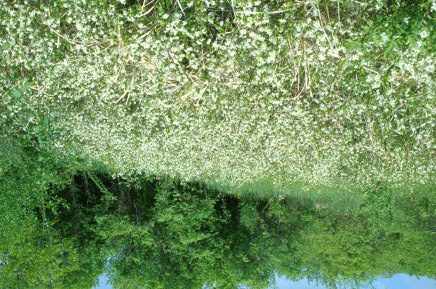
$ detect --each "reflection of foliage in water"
[2,161,435,289]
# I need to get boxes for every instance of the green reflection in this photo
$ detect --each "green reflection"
[2,167,435,289]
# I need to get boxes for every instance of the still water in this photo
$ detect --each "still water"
[4,176,435,288]
[81,180,436,289]
[94,273,436,289]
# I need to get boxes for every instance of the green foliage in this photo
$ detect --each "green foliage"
[0,220,79,289]
[2,163,436,289]
[89,175,436,288]
[1,0,435,196]
[366,0,436,54]
[1,1,436,286]
[92,178,278,289]
[1,41,32,139]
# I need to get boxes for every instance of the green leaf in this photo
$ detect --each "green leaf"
[20,81,30,92]
[419,1,430,9]
[0,42,9,51]
[12,90,21,98]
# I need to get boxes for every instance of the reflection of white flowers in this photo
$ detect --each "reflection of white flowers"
[374,0,383,10]
[380,32,389,42]
[425,63,435,73]
[366,74,381,89]
[327,48,340,58]
[419,29,429,39]
[2,0,435,193]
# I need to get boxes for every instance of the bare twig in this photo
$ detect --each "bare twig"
[116,90,129,103]
[427,247,436,259]
[141,0,156,13]
[139,4,156,17]
[176,0,185,15]
[235,9,293,15]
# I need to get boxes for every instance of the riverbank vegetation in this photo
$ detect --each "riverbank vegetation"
[1,0,436,287]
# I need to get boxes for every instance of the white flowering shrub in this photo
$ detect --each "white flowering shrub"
[1,0,435,197]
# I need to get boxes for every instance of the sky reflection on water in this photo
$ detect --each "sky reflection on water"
[274,273,436,289]
[94,273,436,289]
